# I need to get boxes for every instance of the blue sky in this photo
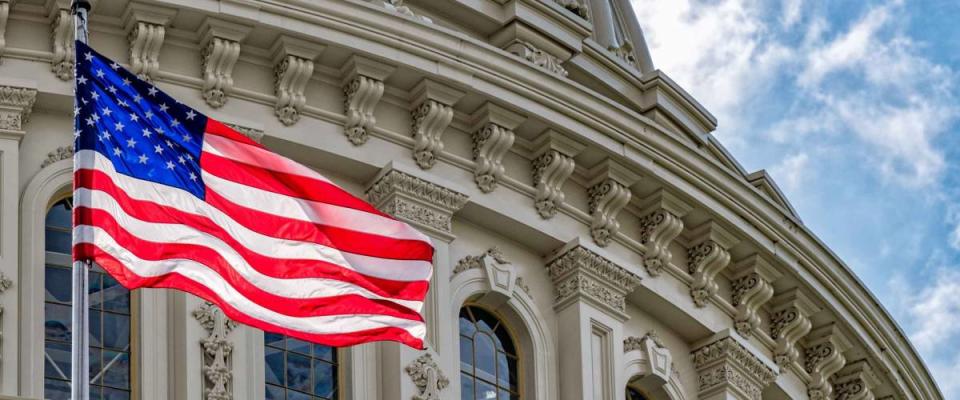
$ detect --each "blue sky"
[630,0,959,396]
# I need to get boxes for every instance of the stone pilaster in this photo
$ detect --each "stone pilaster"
[547,239,641,400]
[530,129,584,219]
[728,255,780,338]
[637,189,691,277]
[803,323,851,400]
[123,2,177,81]
[408,79,464,169]
[271,35,323,126]
[685,221,738,307]
[691,331,777,400]
[769,288,817,368]
[340,55,395,145]
[586,159,639,247]
[199,18,252,108]
[469,102,524,193]
[49,0,75,80]
[832,360,879,400]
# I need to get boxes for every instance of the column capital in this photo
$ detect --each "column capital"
[366,163,468,240]
[545,239,641,320]
[0,85,37,140]
[692,331,777,400]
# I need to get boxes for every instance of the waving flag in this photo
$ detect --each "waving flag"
[72,41,432,349]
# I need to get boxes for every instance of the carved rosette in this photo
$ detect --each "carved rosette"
[42,144,75,168]
[588,179,631,247]
[192,302,238,400]
[406,353,448,400]
[342,75,385,145]
[50,6,75,80]
[769,304,812,367]
[687,240,730,308]
[273,55,313,126]
[366,168,468,237]
[730,272,773,337]
[201,38,241,108]
[532,150,573,218]
[0,85,38,133]
[504,41,568,76]
[804,341,845,400]
[471,123,515,193]
[692,336,776,400]
[546,244,641,319]
[411,100,453,169]
[638,209,683,276]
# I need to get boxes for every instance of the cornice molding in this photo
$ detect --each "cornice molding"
[49,2,74,80]
[692,334,777,400]
[546,240,641,319]
[685,221,738,308]
[0,0,9,64]
[271,35,324,126]
[199,17,251,109]
[123,2,177,82]
[832,360,879,400]
[366,164,468,239]
[803,324,851,400]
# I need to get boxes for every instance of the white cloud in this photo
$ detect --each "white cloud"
[781,0,803,28]
[798,4,891,87]
[770,153,809,194]
[949,206,960,250]
[907,268,960,352]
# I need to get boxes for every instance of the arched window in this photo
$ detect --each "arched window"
[459,305,519,400]
[43,198,134,399]
[626,386,649,400]
[264,332,338,399]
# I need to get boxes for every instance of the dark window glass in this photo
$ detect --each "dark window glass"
[264,334,338,399]
[459,306,519,400]
[44,198,133,399]
[627,387,648,400]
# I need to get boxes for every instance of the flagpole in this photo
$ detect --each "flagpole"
[71,1,92,399]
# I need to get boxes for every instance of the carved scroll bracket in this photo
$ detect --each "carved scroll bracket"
[271,35,324,126]
[546,239,641,320]
[406,353,448,400]
[637,189,691,276]
[340,55,395,145]
[727,254,780,338]
[409,79,464,169]
[691,332,777,400]
[199,18,252,108]
[122,2,177,81]
[192,302,238,400]
[832,360,879,400]
[803,323,852,400]
[0,0,9,64]
[469,102,524,193]
[586,159,639,247]
[366,163,468,240]
[0,85,38,140]
[530,129,584,219]
[684,221,738,307]
[49,0,75,80]
[769,288,817,368]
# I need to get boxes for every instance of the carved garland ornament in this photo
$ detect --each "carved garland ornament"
[638,209,683,276]
[453,247,508,275]
[406,353,449,400]
[687,240,730,307]
[588,179,631,247]
[192,302,238,400]
[411,99,454,169]
[274,55,314,126]
[472,123,515,193]
[553,0,590,20]
[532,150,575,219]
[692,337,776,400]
[609,40,639,69]
[833,378,870,400]
[50,6,75,80]
[343,75,385,145]
[201,37,241,108]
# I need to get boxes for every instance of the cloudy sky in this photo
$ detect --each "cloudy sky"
[629,0,959,396]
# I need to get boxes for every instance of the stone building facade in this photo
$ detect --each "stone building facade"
[0,0,942,399]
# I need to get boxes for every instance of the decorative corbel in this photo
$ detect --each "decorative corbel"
[586,159,639,247]
[0,85,38,140]
[832,360,879,400]
[0,0,10,63]
[803,324,851,400]
[271,35,324,126]
[684,221,738,307]
[727,254,780,338]
[408,79,464,169]
[366,163,469,239]
[340,55,395,145]
[49,0,75,80]
[406,353,449,400]
[769,288,817,367]
[546,240,641,320]
[199,18,251,108]
[192,302,238,400]
[123,2,177,81]
[636,189,691,276]
[468,102,524,192]
[530,130,584,218]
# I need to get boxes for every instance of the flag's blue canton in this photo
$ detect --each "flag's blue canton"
[75,40,207,199]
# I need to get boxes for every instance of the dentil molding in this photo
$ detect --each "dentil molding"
[192,302,238,400]
[366,165,469,239]
[340,55,395,145]
[546,241,641,319]
[408,79,464,169]
[637,189,690,277]
[769,288,817,368]
[406,353,448,400]
[469,103,524,193]
[685,221,738,308]
[803,324,851,400]
[123,2,177,82]
[586,159,639,247]
[530,130,584,219]
[199,18,251,109]
[728,255,780,338]
[271,35,324,126]
[49,1,75,80]
[691,334,777,400]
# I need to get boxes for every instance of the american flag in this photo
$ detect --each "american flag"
[72,41,432,349]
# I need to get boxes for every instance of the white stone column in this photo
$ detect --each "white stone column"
[691,330,777,400]
[0,83,36,396]
[366,162,468,400]
[546,239,642,400]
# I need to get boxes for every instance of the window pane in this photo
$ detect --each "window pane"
[46,202,72,229]
[287,338,311,355]
[265,332,285,349]
[474,333,497,383]
[101,351,131,389]
[102,313,131,350]
[476,379,497,400]
[313,359,335,398]
[103,387,130,400]
[287,390,312,400]
[265,333,339,399]
[314,344,334,362]
[265,384,284,400]
[102,275,130,313]
[461,372,475,400]
[45,267,72,303]
[45,378,71,400]
[44,303,72,342]
[499,389,512,400]
[44,342,71,379]
[89,310,102,348]
[264,347,284,386]
[45,230,72,254]
[460,336,474,372]
[286,352,312,393]
[497,352,510,388]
